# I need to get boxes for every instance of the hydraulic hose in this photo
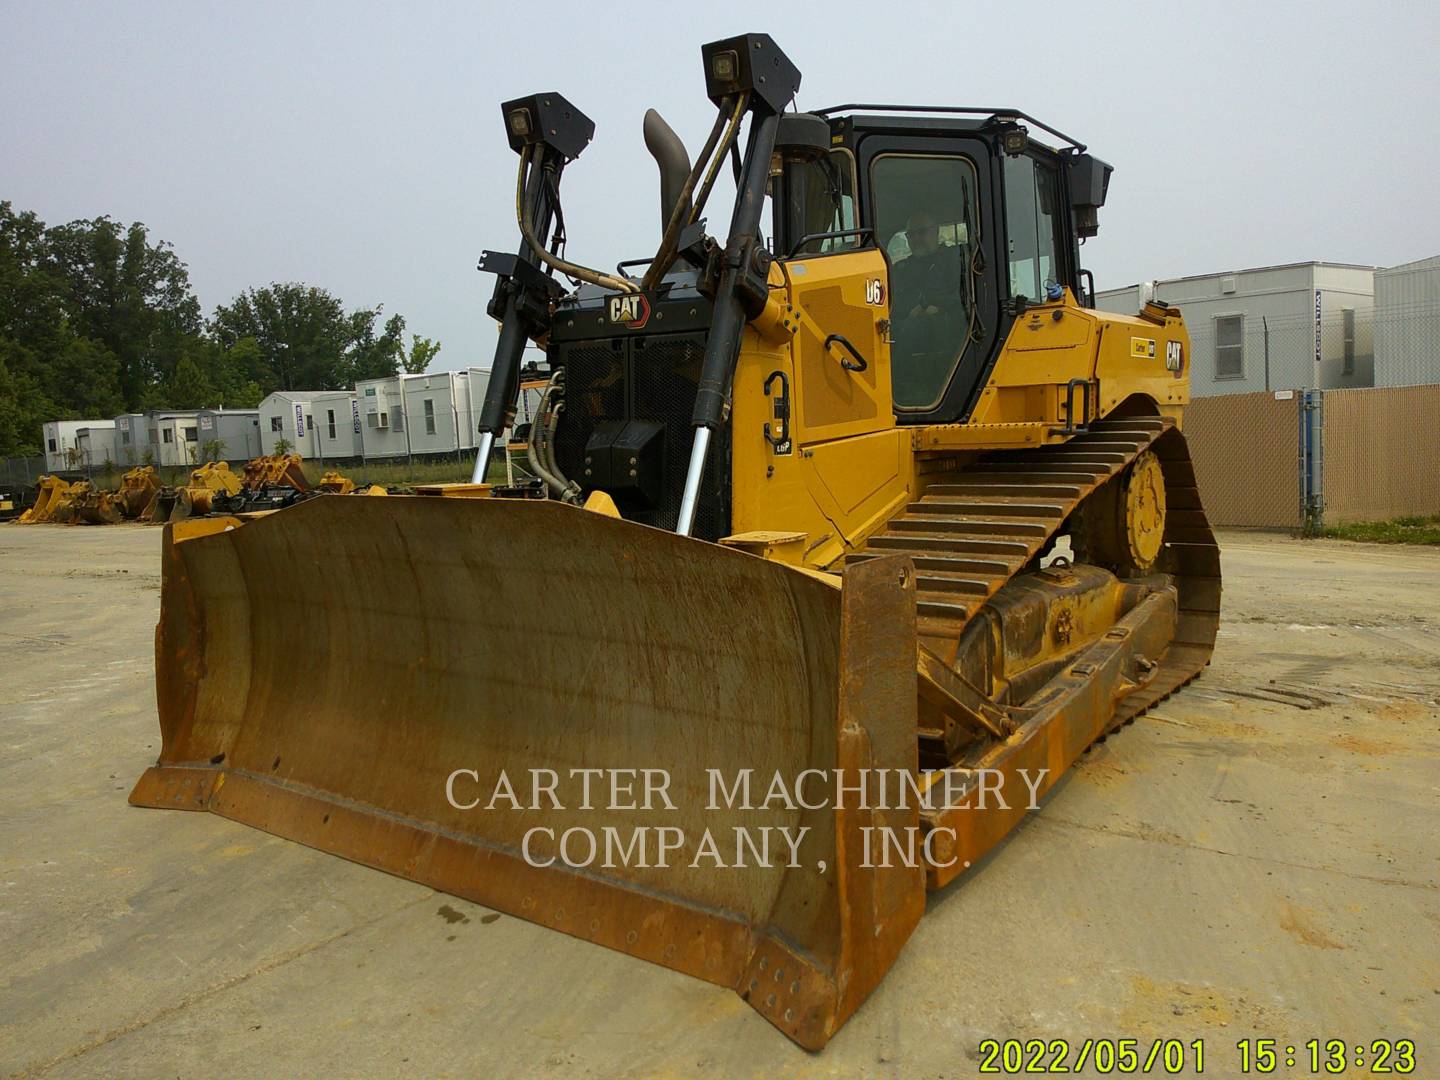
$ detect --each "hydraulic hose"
[515,147,638,294]
[527,371,581,503]
[687,92,749,229]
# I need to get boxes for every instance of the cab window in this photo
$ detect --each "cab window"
[870,153,979,409]
[1003,154,1065,302]
[785,149,859,256]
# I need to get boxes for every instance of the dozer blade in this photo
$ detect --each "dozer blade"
[130,496,925,1049]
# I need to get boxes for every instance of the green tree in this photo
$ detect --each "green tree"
[42,214,201,408]
[0,339,54,455]
[212,283,371,391]
[0,203,69,357]
[165,354,215,409]
[346,311,407,384]
[44,337,126,417]
[0,347,44,455]
[404,334,441,374]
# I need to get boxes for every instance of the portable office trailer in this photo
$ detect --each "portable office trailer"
[1373,255,1440,388]
[1098,262,1376,397]
[148,413,203,467]
[194,409,262,461]
[74,426,117,471]
[356,371,489,459]
[355,376,411,459]
[112,414,151,466]
[258,391,359,460]
[42,419,116,471]
[401,371,483,455]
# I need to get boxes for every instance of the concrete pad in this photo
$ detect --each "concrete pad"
[1,524,1436,1078]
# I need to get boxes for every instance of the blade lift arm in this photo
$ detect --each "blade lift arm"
[473,93,606,483]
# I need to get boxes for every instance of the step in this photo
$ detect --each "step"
[914,572,993,596]
[1031,449,1133,463]
[924,482,1083,500]
[1090,417,1167,430]
[846,552,1015,576]
[909,498,1067,519]
[866,534,1032,557]
[916,592,983,620]
[890,516,1051,538]
[976,461,1112,475]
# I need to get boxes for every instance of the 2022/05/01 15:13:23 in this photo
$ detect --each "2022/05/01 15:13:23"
[974,1037,1417,1074]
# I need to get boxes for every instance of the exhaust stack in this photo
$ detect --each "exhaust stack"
[642,109,692,233]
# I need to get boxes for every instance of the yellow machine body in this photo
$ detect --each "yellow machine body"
[729,247,1191,568]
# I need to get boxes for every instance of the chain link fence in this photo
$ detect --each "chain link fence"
[1323,384,1440,523]
[1185,390,1304,527]
[1185,383,1440,530]
[2,456,49,488]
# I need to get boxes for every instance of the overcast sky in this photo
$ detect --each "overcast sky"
[4,1,1437,372]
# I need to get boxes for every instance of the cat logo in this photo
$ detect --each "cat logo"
[1130,336,1157,360]
[1165,340,1184,372]
[865,278,885,305]
[608,293,651,329]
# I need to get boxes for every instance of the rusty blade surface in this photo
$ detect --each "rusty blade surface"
[130,496,924,1049]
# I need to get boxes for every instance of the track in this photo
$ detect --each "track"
[850,414,1221,735]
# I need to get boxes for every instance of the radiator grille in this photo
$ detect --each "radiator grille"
[551,332,730,539]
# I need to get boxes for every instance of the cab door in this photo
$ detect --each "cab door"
[857,134,1001,424]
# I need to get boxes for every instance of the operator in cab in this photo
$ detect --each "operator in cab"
[890,210,965,406]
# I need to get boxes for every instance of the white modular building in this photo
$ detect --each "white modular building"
[1098,262,1376,397]
[1373,255,1440,388]
[356,370,490,459]
[42,419,116,472]
[195,408,262,461]
[75,425,118,470]
[112,413,151,466]
[149,412,203,468]
[258,390,360,461]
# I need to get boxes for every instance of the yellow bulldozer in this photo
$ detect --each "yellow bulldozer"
[132,34,1218,1050]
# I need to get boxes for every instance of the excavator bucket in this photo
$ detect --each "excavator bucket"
[18,476,74,523]
[240,453,310,491]
[118,466,163,519]
[130,495,926,1048]
[143,462,245,523]
[70,486,124,525]
[315,470,356,493]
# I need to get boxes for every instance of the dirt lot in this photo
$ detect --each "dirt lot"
[1,525,1437,1078]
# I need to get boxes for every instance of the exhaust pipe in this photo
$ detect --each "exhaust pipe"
[642,109,692,234]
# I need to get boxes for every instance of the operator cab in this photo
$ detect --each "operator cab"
[772,107,1112,426]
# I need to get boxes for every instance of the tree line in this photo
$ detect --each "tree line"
[0,200,440,457]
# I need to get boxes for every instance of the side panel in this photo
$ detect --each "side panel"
[731,249,915,566]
